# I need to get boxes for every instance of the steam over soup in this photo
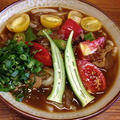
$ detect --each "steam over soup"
[0,7,118,112]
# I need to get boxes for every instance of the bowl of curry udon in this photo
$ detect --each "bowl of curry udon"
[0,0,120,119]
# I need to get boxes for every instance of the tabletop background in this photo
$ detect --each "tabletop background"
[0,0,120,120]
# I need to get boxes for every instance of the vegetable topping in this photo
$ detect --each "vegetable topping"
[6,13,30,32]
[25,27,37,42]
[43,31,65,104]
[81,17,102,32]
[0,40,43,101]
[59,19,83,40]
[37,29,52,37]
[13,33,26,42]
[65,31,94,107]
[77,60,106,93]
[54,39,67,50]
[68,11,83,24]
[84,32,95,41]
[77,37,105,58]
[26,42,52,66]
[40,15,63,28]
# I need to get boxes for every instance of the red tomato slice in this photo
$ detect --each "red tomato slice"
[77,60,106,93]
[59,19,83,40]
[76,37,105,61]
[26,42,52,66]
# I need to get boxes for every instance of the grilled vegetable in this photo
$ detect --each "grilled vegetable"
[40,15,62,28]
[65,31,94,107]
[81,17,102,32]
[6,13,30,32]
[43,31,65,104]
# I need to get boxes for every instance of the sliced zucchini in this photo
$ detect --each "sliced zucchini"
[65,31,94,107]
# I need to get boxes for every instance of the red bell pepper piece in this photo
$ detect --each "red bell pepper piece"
[26,42,52,66]
[59,19,83,40]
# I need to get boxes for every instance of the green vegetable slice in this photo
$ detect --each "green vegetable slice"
[25,27,37,41]
[54,39,67,50]
[84,32,95,41]
[65,31,94,107]
[13,33,26,42]
[43,31,65,104]
[37,29,52,37]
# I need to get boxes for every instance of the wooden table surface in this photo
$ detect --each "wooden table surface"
[0,0,120,120]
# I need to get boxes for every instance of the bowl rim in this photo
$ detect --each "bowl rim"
[0,0,120,120]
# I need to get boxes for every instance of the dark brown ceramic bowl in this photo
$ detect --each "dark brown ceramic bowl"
[0,0,120,119]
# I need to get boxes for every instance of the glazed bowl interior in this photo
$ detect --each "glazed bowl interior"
[0,0,120,119]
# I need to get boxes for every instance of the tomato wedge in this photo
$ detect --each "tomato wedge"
[68,11,83,24]
[76,37,105,60]
[40,15,62,28]
[59,19,83,40]
[6,13,30,32]
[26,42,52,66]
[77,60,106,93]
[81,17,102,32]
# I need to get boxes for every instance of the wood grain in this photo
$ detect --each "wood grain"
[0,0,120,120]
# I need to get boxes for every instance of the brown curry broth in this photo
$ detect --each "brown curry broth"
[0,7,118,112]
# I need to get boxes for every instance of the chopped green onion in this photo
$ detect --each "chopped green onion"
[11,70,19,77]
